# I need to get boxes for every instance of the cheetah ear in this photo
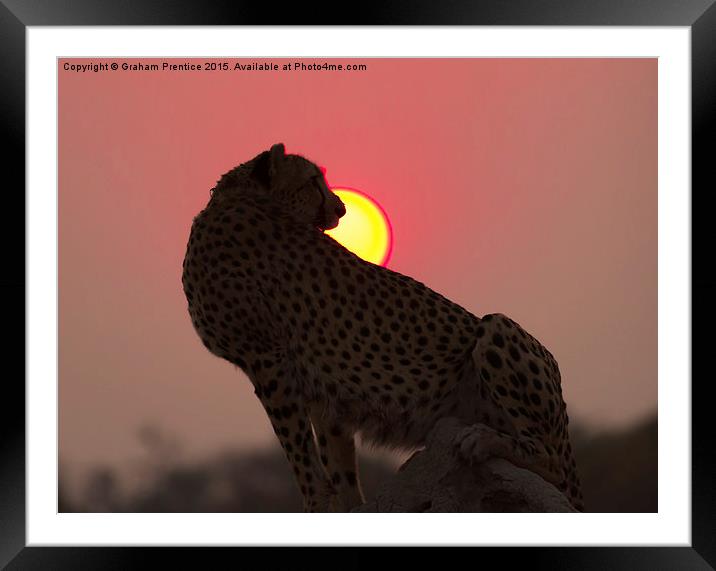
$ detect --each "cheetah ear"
[268,143,286,177]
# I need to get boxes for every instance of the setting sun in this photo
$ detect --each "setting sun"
[325,188,392,266]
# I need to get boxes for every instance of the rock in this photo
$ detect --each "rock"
[352,417,577,513]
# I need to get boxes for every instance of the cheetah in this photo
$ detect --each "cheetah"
[181,143,584,512]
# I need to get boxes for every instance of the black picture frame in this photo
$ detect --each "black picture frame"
[3,1,713,569]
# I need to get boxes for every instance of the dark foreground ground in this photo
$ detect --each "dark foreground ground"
[60,414,657,513]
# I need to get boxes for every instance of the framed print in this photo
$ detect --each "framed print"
[4,1,714,569]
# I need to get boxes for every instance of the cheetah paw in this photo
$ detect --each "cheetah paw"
[453,424,495,465]
[306,478,341,513]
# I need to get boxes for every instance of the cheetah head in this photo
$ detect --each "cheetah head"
[254,143,346,231]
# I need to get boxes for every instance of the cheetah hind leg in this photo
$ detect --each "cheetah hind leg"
[453,423,561,487]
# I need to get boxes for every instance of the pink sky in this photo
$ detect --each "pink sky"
[59,58,656,472]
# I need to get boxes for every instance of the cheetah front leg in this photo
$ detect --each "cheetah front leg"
[250,363,332,512]
[308,400,365,512]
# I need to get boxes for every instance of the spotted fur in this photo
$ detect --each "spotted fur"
[181,143,584,512]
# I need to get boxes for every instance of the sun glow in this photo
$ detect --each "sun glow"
[326,188,392,266]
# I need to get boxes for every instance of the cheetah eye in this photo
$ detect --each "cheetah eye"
[307,177,325,203]
[311,177,326,193]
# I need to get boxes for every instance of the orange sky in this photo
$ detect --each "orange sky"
[59,58,656,472]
